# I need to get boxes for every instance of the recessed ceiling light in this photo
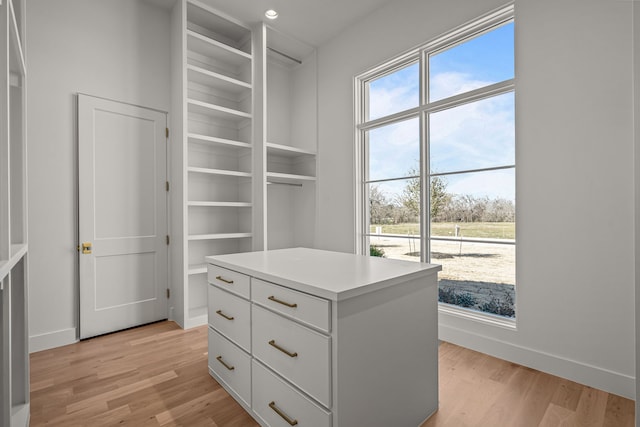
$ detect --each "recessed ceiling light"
[265,9,279,20]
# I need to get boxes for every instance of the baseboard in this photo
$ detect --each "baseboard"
[29,327,78,353]
[11,402,29,427]
[439,323,635,400]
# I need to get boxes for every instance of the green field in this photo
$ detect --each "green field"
[370,222,515,240]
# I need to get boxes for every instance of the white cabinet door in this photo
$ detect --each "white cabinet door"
[78,94,168,339]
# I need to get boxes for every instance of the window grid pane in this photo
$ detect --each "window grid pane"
[429,21,514,103]
[429,92,515,174]
[434,239,515,317]
[366,62,420,122]
[367,117,420,182]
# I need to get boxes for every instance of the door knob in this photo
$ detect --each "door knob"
[81,242,92,254]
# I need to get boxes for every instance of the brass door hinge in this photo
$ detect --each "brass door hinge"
[166,181,170,192]
[166,128,169,138]
[166,288,170,299]
[166,235,170,245]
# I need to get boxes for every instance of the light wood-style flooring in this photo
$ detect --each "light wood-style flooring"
[29,321,634,427]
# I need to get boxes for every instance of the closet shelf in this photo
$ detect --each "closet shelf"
[187,64,251,94]
[187,99,251,122]
[9,1,26,76]
[186,0,251,52]
[0,244,28,284]
[187,29,251,67]
[188,133,251,150]
[188,201,252,207]
[266,172,316,185]
[187,166,251,178]
[187,306,208,325]
[188,232,252,241]
[266,142,316,158]
[188,264,207,275]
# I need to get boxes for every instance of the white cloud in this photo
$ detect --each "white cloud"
[430,71,490,101]
[369,118,420,180]
[430,88,514,172]
[446,169,515,201]
[368,64,419,120]
[369,85,418,120]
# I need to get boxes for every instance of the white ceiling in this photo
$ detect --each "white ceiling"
[198,0,395,47]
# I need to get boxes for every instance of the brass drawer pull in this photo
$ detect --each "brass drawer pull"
[269,401,298,426]
[216,275,234,284]
[268,340,298,358]
[268,295,297,308]
[216,355,235,371]
[216,310,234,321]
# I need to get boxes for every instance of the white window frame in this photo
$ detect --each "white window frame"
[354,5,515,325]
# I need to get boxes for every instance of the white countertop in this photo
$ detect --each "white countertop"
[206,247,441,301]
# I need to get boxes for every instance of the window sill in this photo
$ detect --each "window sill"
[438,303,516,331]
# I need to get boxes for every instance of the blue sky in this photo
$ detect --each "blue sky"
[367,22,515,202]
[430,22,514,101]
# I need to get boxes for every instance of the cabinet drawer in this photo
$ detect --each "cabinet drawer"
[208,265,250,299]
[252,360,331,427]
[252,305,331,408]
[208,285,250,351]
[208,327,251,408]
[252,278,331,333]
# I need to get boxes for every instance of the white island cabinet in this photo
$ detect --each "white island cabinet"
[206,247,441,427]
[206,248,441,427]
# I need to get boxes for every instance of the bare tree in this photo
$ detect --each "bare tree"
[396,168,449,221]
[369,185,394,224]
[430,176,450,219]
[371,169,513,225]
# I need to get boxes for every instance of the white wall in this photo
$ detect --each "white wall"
[317,0,636,398]
[26,0,171,351]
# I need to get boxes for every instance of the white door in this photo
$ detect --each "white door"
[78,94,168,339]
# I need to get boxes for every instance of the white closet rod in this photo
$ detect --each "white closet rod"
[267,46,302,65]
[267,181,303,187]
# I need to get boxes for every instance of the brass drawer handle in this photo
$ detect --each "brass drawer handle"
[268,295,297,308]
[268,340,298,358]
[216,310,234,321]
[216,355,235,371]
[216,275,234,284]
[269,401,298,426]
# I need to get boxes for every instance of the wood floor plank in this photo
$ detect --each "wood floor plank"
[475,366,539,426]
[88,404,133,426]
[66,370,178,414]
[155,389,228,425]
[550,378,584,412]
[572,386,609,427]
[603,393,635,427]
[510,368,559,426]
[30,322,634,427]
[538,403,576,427]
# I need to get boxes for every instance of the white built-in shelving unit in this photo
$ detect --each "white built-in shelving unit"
[169,4,318,329]
[171,0,254,328]
[262,25,318,250]
[0,0,29,424]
